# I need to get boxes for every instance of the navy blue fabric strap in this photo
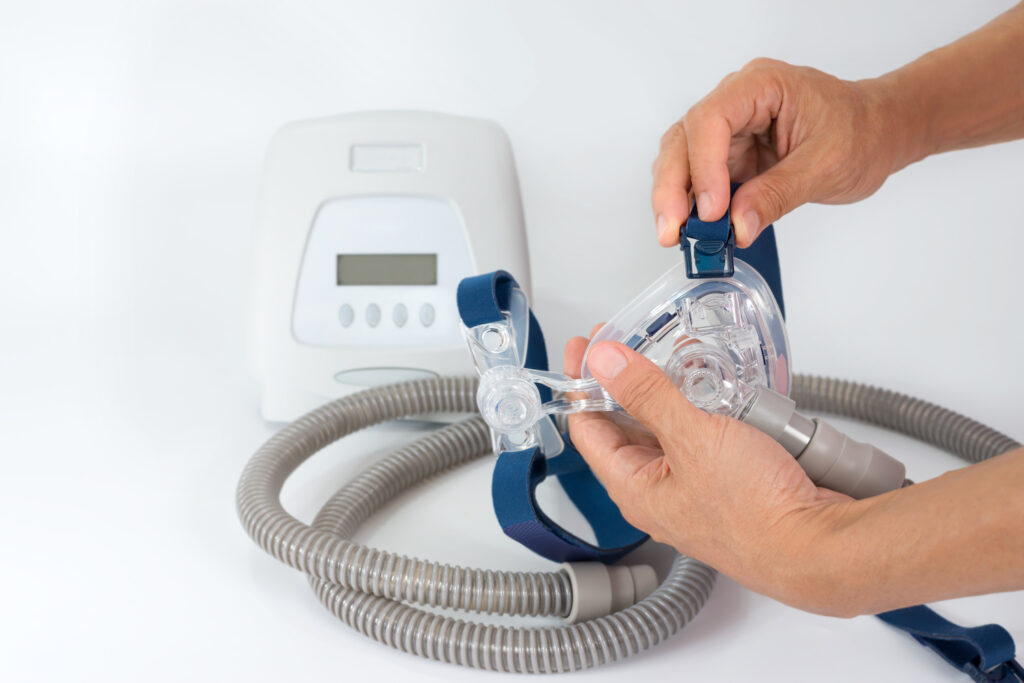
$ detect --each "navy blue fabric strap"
[456,270,519,328]
[492,444,648,563]
[682,183,786,318]
[457,271,648,563]
[738,227,785,319]
[878,606,1022,682]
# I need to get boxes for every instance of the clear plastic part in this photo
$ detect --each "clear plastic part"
[581,259,790,414]
[475,365,619,454]
[463,259,790,455]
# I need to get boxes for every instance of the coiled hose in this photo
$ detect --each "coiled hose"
[237,375,1019,673]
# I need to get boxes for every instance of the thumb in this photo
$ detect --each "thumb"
[586,341,707,441]
[730,152,815,246]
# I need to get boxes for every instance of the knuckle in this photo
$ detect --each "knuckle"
[715,69,741,88]
[742,56,786,73]
[681,112,726,169]
[659,120,686,151]
[681,102,709,133]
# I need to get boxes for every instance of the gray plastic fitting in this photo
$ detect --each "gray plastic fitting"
[740,388,815,454]
[562,562,659,623]
[740,388,906,499]
[797,418,906,499]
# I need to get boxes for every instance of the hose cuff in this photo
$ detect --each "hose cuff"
[798,418,907,498]
[562,562,659,623]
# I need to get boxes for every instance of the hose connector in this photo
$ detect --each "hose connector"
[740,387,907,499]
[562,562,659,623]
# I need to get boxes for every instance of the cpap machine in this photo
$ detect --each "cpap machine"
[237,112,1022,679]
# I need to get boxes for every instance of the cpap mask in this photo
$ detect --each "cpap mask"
[457,206,906,565]
[463,256,905,497]
[468,258,789,454]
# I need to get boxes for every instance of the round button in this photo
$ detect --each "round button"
[365,303,381,327]
[393,303,408,327]
[338,304,354,327]
[419,303,435,327]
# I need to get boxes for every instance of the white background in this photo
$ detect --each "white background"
[2,1,1022,681]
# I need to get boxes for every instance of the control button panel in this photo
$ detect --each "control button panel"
[292,195,474,348]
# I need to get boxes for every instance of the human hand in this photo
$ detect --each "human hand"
[565,331,862,616]
[652,58,911,247]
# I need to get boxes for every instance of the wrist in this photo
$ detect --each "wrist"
[767,497,880,618]
[854,72,933,175]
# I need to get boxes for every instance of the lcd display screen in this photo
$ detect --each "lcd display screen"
[336,253,437,286]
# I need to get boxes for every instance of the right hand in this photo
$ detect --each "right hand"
[563,331,860,616]
[652,58,910,247]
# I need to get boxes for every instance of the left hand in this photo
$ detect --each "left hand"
[565,331,858,616]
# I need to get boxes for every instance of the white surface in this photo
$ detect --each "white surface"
[252,111,529,420]
[1,1,1022,681]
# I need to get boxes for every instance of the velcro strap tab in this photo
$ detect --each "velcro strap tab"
[878,605,1021,681]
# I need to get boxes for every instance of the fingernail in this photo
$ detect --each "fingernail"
[737,209,759,243]
[656,213,669,241]
[697,192,713,220]
[588,344,628,379]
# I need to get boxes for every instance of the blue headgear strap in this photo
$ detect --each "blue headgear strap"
[457,271,648,563]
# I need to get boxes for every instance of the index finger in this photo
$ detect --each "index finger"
[651,122,692,247]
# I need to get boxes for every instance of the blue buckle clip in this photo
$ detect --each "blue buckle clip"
[679,202,735,278]
[680,228,735,279]
[681,236,735,278]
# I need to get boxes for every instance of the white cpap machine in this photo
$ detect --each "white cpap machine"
[251,111,531,421]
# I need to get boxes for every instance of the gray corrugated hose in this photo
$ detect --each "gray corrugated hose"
[237,375,1019,673]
